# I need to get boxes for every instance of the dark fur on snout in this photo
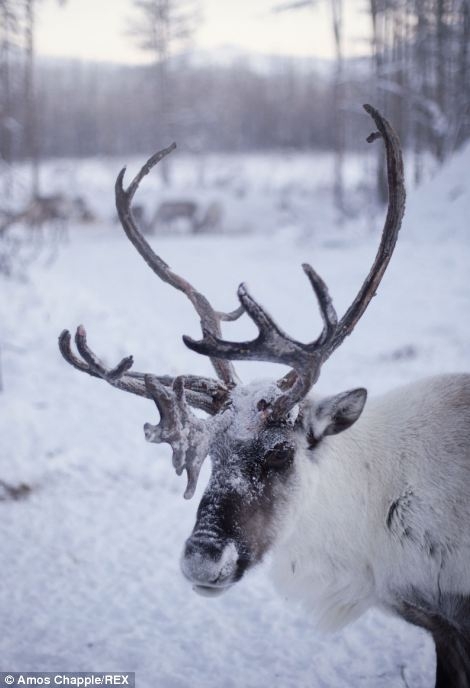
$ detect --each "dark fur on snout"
[185,429,297,584]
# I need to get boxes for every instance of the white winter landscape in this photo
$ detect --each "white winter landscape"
[1,144,469,688]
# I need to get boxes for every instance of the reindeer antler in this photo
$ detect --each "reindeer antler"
[59,326,228,414]
[60,328,213,496]
[115,144,244,386]
[143,376,211,499]
[184,104,406,418]
[59,104,405,497]
[59,145,247,496]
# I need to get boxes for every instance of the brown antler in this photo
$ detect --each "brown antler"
[59,145,248,497]
[184,104,406,418]
[143,376,211,499]
[59,326,227,415]
[60,327,214,495]
[59,104,404,497]
[114,144,244,386]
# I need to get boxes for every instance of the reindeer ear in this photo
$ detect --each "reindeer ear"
[301,388,367,445]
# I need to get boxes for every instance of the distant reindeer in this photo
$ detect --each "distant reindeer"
[1,193,96,269]
[59,105,470,688]
[1,193,94,236]
[0,194,67,273]
[150,200,223,234]
[1,194,65,234]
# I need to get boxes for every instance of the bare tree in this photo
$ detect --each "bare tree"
[24,0,39,196]
[368,0,470,184]
[273,1,469,198]
[0,0,21,193]
[129,0,201,185]
[272,0,347,217]
[330,0,345,215]
[0,0,67,396]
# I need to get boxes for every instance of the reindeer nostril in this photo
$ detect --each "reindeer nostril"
[185,536,225,561]
[181,538,239,588]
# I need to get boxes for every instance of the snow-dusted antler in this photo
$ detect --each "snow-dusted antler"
[143,376,211,499]
[59,103,405,497]
[184,104,406,419]
[184,266,338,418]
[59,328,214,498]
[59,145,248,497]
[59,326,227,415]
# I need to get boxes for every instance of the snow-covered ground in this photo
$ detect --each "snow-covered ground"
[1,145,469,687]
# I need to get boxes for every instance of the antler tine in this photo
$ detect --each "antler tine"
[74,325,134,380]
[184,104,405,418]
[184,282,302,365]
[301,263,338,345]
[59,326,227,414]
[184,273,332,391]
[322,103,406,359]
[59,327,139,387]
[144,375,211,499]
[115,146,243,386]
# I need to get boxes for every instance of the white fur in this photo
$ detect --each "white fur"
[270,373,470,632]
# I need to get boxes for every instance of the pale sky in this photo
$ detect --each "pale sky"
[37,0,371,65]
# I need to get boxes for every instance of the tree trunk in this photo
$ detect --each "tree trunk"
[331,0,344,218]
[24,0,39,197]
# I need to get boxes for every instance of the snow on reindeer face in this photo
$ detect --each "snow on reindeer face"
[180,382,300,597]
[180,380,367,597]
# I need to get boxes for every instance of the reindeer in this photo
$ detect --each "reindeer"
[150,199,222,234]
[59,105,470,688]
[150,200,198,233]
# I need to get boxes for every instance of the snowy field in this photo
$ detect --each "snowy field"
[1,146,470,687]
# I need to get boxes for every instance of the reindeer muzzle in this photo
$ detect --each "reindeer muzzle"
[180,536,239,596]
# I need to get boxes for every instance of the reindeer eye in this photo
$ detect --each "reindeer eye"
[264,443,294,469]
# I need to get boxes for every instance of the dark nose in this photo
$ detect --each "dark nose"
[180,534,239,587]
[184,536,225,564]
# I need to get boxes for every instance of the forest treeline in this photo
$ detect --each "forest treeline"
[35,56,358,157]
[1,0,469,170]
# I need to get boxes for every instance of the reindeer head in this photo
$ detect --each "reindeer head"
[59,105,405,596]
